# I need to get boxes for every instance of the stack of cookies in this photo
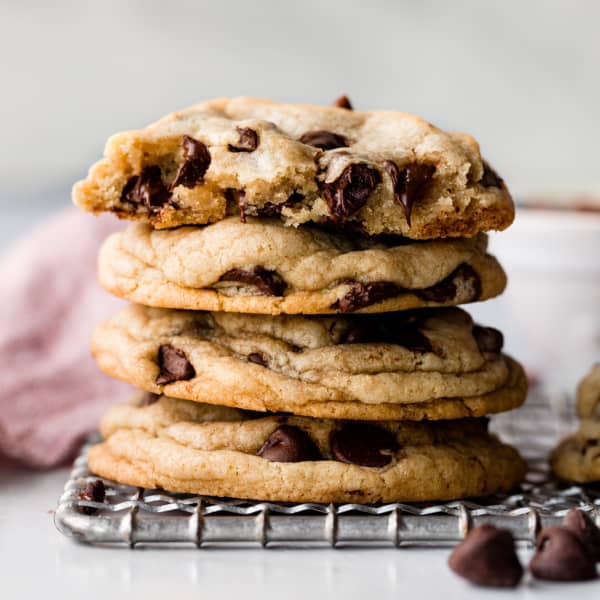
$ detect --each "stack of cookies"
[74,96,528,503]
[552,365,600,483]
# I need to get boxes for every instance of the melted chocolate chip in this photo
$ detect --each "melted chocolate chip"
[299,130,348,150]
[225,188,247,222]
[563,509,600,561]
[171,135,211,189]
[257,425,321,462]
[332,95,353,110]
[79,479,106,515]
[418,264,481,303]
[121,166,171,209]
[448,525,523,587]
[332,281,400,312]
[247,352,268,367]
[480,162,503,188]
[473,325,504,354]
[320,163,381,222]
[340,314,433,353]
[256,192,305,218]
[529,527,597,581]
[383,161,435,226]
[139,392,160,407]
[219,266,286,296]
[156,345,196,385]
[228,127,259,152]
[330,423,398,467]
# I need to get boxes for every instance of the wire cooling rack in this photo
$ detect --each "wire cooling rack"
[54,390,600,548]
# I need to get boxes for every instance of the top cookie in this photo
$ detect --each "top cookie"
[73,97,514,238]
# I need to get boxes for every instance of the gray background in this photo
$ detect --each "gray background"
[1,0,599,244]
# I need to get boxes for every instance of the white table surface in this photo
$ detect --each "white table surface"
[1,207,599,598]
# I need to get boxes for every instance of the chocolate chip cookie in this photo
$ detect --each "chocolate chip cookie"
[99,218,506,315]
[551,365,600,482]
[88,392,526,503]
[91,304,527,420]
[73,97,514,239]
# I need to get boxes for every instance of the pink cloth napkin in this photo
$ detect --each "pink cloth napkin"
[0,208,133,468]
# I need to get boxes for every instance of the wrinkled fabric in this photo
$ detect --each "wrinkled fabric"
[0,208,132,467]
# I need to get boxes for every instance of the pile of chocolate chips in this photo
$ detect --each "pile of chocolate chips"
[448,508,600,587]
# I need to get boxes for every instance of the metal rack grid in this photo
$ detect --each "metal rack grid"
[54,391,600,548]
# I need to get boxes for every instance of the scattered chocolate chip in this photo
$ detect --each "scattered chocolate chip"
[156,344,196,385]
[219,266,287,296]
[448,525,523,587]
[473,325,504,354]
[139,392,160,406]
[330,423,398,467]
[257,425,321,462]
[79,479,106,515]
[383,161,435,226]
[121,166,172,209]
[529,527,597,581]
[299,130,348,151]
[247,352,268,367]
[418,264,481,303]
[563,509,600,561]
[171,135,211,189]
[332,281,399,312]
[480,162,503,188]
[320,163,381,222]
[332,95,353,110]
[228,127,259,152]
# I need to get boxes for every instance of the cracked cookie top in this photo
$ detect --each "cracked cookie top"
[73,97,514,238]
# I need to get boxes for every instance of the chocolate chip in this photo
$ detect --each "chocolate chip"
[341,315,433,353]
[256,192,305,218]
[225,188,248,222]
[247,352,268,367]
[320,163,381,222]
[383,161,435,226]
[332,281,399,312]
[228,127,259,152]
[171,135,211,189]
[79,479,106,515]
[563,509,600,562]
[332,95,353,110]
[448,525,523,587]
[330,423,398,467]
[156,345,196,385]
[529,527,597,581]
[121,166,171,209]
[480,162,503,188]
[418,264,481,303]
[139,392,160,407]
[473,325,504,354]
[257,425,320,462]
[299,130,348,151]
[219,266,286,296]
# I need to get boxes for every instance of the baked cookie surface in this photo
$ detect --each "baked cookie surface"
[551,365,600,482]
[89,393,526,503]
[91,305,527,420]
[73,97,514,238]
[98,219,506,314]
